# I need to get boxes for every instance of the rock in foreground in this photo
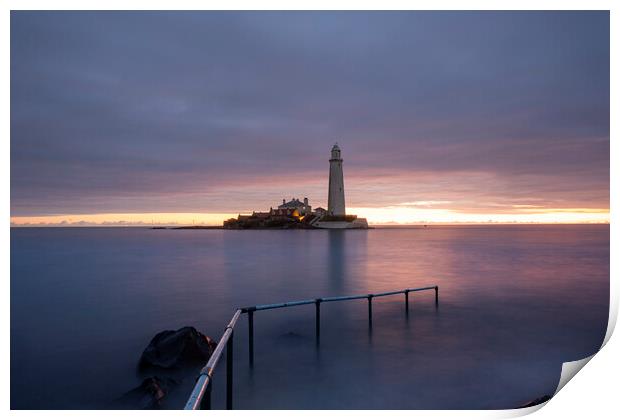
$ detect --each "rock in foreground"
[117,376,177,409]
[140,326,217,370]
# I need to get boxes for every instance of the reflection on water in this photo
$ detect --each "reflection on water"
[328,230,347,293]
[10,226,608,409]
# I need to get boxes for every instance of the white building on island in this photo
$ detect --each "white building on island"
[278,197,312,216]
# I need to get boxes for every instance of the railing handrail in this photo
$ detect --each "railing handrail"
[185,285,439,410]
[241,287,438,312]
[184,309,242,410]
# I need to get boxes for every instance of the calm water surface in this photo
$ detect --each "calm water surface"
[10,225,609,409]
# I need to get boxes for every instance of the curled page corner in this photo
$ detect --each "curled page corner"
[601,295,618,348]
[497,402,550,418]
[547,296,619,399]
[504,300,616,418]
[504,352,600,417]
[525,292,618,413]
[553,354,595,396]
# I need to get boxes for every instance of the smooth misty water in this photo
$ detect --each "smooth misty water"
[11,225,609,409]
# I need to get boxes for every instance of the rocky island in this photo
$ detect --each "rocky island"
[224,144,368,229]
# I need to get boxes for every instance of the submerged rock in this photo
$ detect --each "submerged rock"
[517,394,552,408]
[118,376,177,409]
[139,326,217,370]
[278,331,306,341]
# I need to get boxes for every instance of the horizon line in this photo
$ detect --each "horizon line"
[10,221,611,228]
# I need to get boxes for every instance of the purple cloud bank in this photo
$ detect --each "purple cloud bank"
[11,11,609,216]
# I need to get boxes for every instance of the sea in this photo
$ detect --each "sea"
[10,225,609,409]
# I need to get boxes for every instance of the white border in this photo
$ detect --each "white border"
[3,2,616,419]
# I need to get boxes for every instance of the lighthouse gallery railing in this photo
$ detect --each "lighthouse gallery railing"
[184,285,439,410]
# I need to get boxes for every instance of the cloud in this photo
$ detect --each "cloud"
[10,11,609,218]
[398,201,453,207]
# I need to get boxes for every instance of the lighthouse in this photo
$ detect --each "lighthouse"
[328,143,346,216]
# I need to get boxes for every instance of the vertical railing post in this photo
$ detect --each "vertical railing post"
[405,290,409,313]
[315,298,321,345]
[435,286,439,306]
[248,309,254,366]
[226,330,234,410]
[367,294,373,326]
[200,379,212,410]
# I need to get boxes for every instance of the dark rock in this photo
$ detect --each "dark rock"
[139,326,217,370]
[517,394,552,408]
[117,376,177,409]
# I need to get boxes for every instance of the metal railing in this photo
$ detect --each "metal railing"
[184,285,439,410]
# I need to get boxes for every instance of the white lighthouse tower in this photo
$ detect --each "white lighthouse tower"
[311,143,368,229]
[328,143,346,216]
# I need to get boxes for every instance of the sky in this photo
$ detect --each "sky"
[10,11,610,225]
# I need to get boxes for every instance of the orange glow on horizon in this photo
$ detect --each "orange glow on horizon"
[10,207,610,226]
[10,213,238,226]
[349,207,610,225]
